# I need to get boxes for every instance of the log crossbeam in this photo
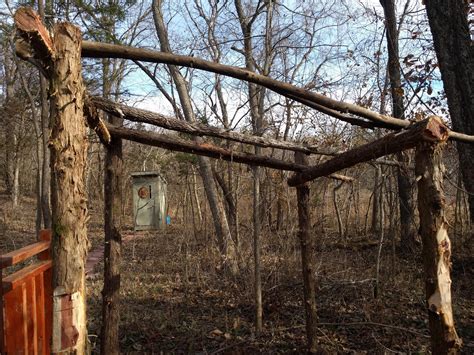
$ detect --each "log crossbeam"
[81,40,474,145]
[288,116,449,186]
[106,124,353,182]
[90,96,335,155]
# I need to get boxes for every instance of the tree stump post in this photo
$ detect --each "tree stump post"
[295,152,318,353]
[415,117,462,354]
[49,23,89,355]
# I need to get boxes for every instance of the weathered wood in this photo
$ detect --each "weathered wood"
[48,22,89,354]
[295,152,318,353]
[288,117,449,186]
[90,96,329,155]
[83,95,111,145]
[14,7,54,74]
[101,112,123,354]
[81,41,474,144]
[81,41,407,130]
[415,138,462,353]
[0,241,50,268]
[108,124,308,172]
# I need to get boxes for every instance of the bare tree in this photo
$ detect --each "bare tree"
[152,0,238,274]
[424,1,474,233]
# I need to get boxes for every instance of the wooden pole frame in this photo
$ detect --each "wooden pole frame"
[288,117,450,186]
[80,40,474,144]
[12,7,465,355]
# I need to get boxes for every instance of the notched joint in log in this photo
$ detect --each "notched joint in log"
[83,95,112,145]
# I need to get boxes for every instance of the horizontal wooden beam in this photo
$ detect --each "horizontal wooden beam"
[2,260,52,294]
[91,96,334,155]
[108,124,308,171]
[0,240,50,269]
[81,41,474,145]
[288,116,449,186]
[81,41,406,131]
[107,124,353,183]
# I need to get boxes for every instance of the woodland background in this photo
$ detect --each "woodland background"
[1,0,473,353]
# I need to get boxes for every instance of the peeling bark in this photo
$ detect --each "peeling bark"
[49,23,89,354]
[415,127,461,354]
[15,7,90,353]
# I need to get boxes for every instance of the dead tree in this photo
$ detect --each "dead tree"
[415,118,462,353]
[15,8,89,353]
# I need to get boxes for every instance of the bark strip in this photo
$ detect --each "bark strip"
[288,117,449,186]
[415,138,462,354]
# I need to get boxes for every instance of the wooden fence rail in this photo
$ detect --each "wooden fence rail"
[1,229,52,354]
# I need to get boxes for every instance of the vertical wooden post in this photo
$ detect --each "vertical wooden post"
[415,118,462,354]
[101,116,123,353]
[295,152,318,353]
[49,22,89,354]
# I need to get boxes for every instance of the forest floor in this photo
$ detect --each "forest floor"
[1,193,473,353]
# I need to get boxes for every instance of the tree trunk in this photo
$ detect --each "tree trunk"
[152,0,237,273]
[425,0,474,228]
[38,0,52,229]
[371,165,381,234]
[295,152,318,353]
[49,22,89,354]
[380,0,417,252]
[415,140,461,354]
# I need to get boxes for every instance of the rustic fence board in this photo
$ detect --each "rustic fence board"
[1,229,52,354]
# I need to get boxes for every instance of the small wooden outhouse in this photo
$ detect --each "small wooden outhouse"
[131,172,167,231]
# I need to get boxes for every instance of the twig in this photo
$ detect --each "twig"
[277,321,430,338]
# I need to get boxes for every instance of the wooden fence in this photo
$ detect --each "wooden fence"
[1,230,52,354]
